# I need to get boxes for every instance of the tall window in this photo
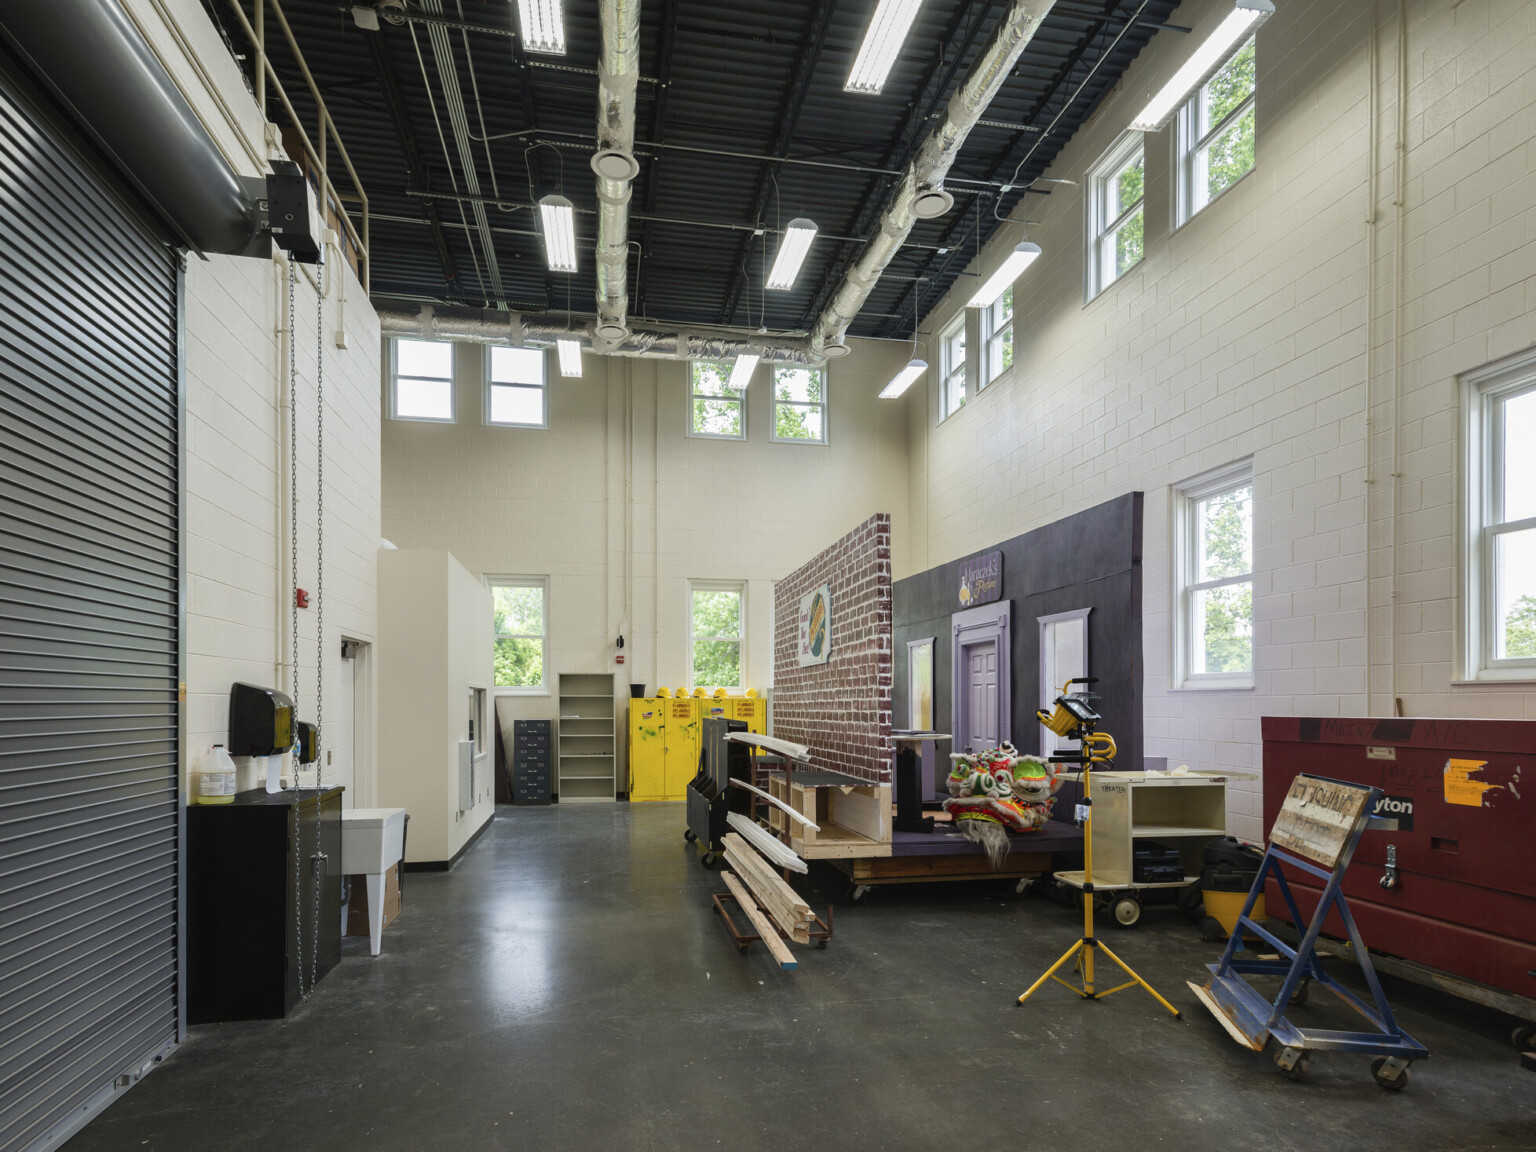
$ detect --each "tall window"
[771,365,827,443]
[689,361,745,439]
[1087,136,1144,298]
[1464,357,1536,677]
[1176,36,1256,225]
[490,577,547,690]
[690,582,743,688]
[390,338,454,421]
[981,287,1013,386]
[1175,463,1254,688]
[939,319,966,421]
[486,346,547,428]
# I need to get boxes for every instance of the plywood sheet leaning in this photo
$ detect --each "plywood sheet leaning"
[1268,775,1372,869]
[720,870,798,969]
[722,833,813,944]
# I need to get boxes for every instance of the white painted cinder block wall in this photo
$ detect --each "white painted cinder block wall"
[128,0,383,802]
[902,0,1536,840]
[380,340,912,785]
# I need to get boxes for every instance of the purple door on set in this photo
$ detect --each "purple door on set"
[952,602,1011,753]
[966,642,999,749]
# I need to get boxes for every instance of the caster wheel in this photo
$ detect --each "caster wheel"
[701,851,717,869]
[1200,916,1226,943]
[1110,895,1141,929]
[850,885,870,905]
[1289,980,1311,1007]
[1275,1048,1309,1082]
[1511,1023,1536,1052]
[684,829,697,843]
[1371,1057,1410,1091]
[1015,878,1031,896]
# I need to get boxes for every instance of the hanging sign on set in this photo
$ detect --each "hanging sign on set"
[957,550,1002,608]
[797,584,831,667]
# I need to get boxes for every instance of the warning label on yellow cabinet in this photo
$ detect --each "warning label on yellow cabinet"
[1443,758,1500,807]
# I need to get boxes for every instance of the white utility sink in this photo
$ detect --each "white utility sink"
[341,807,407,875]
[340,807,407,956]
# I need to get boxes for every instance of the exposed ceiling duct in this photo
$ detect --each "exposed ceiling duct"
[591,0,641,343]
[808,0,1056,356]
[378,306,817,364]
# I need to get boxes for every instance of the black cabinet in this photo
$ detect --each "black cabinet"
[186,786,343,1022]
[513,720,552,805]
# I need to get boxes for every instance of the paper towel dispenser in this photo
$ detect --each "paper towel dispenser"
[229,683,294,757]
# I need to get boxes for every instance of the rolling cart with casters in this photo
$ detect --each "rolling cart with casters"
[1189,774,1428,1089]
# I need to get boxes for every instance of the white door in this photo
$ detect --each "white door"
[334,642,356,807]
[965,640,1000,750]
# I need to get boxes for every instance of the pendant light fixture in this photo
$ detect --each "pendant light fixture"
[556,338,583,377]
[967,241,1041,308]
[728,352,760,391]
[516,0,566,55]
[538,195,578,272]
[1129,0,1274,132]
[881,280,927,398]
[846,0,925,94]
[766,219,818,290]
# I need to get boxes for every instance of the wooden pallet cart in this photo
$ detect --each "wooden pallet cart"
[1189,774,1428,1088]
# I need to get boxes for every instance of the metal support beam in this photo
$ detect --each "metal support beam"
[718,0,836,327]
[362,27,457,287]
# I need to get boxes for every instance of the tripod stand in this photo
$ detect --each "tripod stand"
[1016,679,1181,1017]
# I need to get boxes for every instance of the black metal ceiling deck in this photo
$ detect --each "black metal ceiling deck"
[228,0,1177,339]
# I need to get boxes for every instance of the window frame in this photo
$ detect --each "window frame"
[484,345,549,429]
[1085,134,1146,301]
[1172,460,1255,690]
[488,575,549,695]
[980,287,1013,388]
[686,360,747,441]
[388,337,456,423]
[1461,352,1536,681]
[688,579,746,690]
[769,364,830,445]
[1174,36,1257,228]
[938,317,966,422]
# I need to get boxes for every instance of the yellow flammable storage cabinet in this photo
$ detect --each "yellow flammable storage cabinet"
[628,696,702,802]
[725,695,766,734]
[628,698,668,801]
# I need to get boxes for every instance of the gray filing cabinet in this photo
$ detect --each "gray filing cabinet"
[513,719,552,804]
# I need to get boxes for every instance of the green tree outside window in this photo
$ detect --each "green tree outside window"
[493,581,545,687]
[691,588,742,687]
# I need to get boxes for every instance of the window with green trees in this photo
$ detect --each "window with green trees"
[939,319,966,420]
[491,578,546,689]
[1088,135,1144,299]
[689,360,746,438]
[982,286,1013,385]
[1479,380,1536,666]
[1178,37,1256,224]
[771,365,827,443]
[1177,465,1254,684]
[690,584,743,688]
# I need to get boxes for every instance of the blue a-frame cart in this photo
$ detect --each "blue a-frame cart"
[1188,775,1428,1089]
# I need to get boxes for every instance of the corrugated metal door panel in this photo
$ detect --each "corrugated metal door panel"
[0,46,180,1152]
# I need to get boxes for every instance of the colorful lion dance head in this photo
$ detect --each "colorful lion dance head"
[942,745,1062,867]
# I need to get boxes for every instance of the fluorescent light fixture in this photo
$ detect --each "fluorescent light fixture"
[766,218,817,291]
[1129,0,1273,131]
[516,0,566,55]
[967,242,1041,308]
[556,338,583,377]
[880,358,927,399]
[846,0,924,94]
[728,353,760,391]
[538,195,577,273]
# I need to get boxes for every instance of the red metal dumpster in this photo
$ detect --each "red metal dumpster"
[1261,716,1534,1001]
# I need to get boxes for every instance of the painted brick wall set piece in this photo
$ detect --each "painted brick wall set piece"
[772,514,893,785]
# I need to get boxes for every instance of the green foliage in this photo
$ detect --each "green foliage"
[1505,594,1536,658]
[775,402,821,440]
[691,360,743,436]
[1196,486,1253,674]
[773,367,824,440]
[1204,40,1256,200]
[495,638,543,688]
[1115,208,1144,278]
[493,583,544,687]
[692,590,742,686]
[1114,157,1144,217]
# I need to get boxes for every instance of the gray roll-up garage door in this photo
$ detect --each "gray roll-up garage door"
[0,48,181,1152]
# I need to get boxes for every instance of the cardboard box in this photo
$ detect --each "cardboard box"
[344,865,402,938]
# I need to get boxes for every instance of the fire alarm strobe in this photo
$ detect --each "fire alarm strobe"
[295,589,310,608]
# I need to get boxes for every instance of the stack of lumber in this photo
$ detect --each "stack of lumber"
[721,832,817,969]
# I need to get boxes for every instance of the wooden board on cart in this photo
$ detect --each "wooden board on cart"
[767,773,892,859]
[835,850,1052,884]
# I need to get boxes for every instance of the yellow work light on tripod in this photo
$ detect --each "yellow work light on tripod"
[1017,678,1180,1018]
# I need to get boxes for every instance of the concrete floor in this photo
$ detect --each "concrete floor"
[67,804,1536,1152]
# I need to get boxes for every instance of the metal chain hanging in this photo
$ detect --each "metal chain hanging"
[309,254,326,998]
[286,258,307,997]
